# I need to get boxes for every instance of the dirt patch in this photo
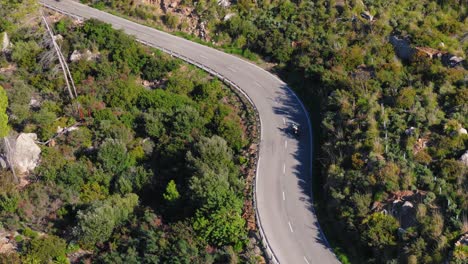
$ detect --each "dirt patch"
[0,64,17,74]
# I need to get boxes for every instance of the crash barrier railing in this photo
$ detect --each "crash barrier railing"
[41,2,280,263]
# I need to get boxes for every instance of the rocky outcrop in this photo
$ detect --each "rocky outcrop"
[69,49,100,62]
[142,0,210,40]
[1,32,10,52]
[0,230,19,254]
[372,190,427,229]
[198,21,207,40]
[29,97,40,108]
[389,35,414,61]
[217,0,231,8]
[460,151,468,167]
[3,133,42,175]
[390,35,465,67]
[223,13,235,21]
[53,34,63,42]
[161,0,181,12]
[360,11,374,22]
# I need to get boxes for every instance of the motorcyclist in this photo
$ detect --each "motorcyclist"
[290,123,299,136]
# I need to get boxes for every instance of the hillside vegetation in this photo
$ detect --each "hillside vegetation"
[86,0,468,263]
[0,1,261,262]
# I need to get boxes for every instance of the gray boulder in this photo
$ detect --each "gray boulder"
[389,35,414,61]
[70,49,100,62]
[0,155,7,169]
[1,32,10,52]
[11,133,41,174]
[461,150,468,167]
[223,13,235,21]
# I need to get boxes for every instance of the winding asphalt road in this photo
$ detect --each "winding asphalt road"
[40,1,339,263]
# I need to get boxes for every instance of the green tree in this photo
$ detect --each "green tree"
[171,105,204,140]
[187,136,246,247]
[11,41,41,70]
[104,78,142,110]
[396,87,417,109]
[6,80,32,125]
[74,193,139,246]
[97,139,133,175]
[377,162,400,192]
[351,192,372,218]
[163,180,180,202]
[56,161,89,191]
[0,193,18,213]
[187,136,243,204]
[362,213,399,249]
[0,86,9,137]
[193,203,246,248]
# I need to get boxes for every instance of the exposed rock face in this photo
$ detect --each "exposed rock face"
[70,49,100,62]
[11,133,41,174]
[0,230,19,254]
[161,0,181,12]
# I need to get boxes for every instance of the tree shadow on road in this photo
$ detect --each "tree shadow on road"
[271,84,334,253]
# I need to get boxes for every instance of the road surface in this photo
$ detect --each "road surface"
[40,1,339,263]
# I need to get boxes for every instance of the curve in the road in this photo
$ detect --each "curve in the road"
[40,1,339,263]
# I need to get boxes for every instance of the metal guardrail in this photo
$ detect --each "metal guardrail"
[41,3,280,263]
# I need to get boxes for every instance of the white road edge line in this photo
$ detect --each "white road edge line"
[304,256,310,264]
[288,221,294,233]
[282,191,285,201]
[199,54,207,59]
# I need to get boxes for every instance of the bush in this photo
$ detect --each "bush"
[23,235,67,263]
[11,41,41,70]
[97,139,133,175]
[74,194,139,246]
[21,227,38,239]
[0,193,18,213]
[164,14,179,29]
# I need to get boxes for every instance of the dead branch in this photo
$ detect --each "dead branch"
[36,122,82,146]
